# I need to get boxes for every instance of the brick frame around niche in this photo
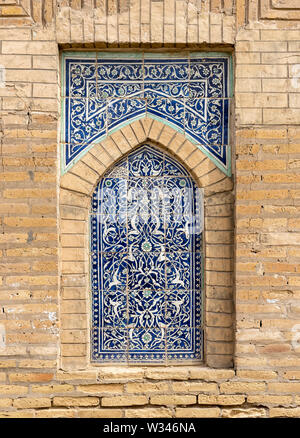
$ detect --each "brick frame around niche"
[59,118,234,371]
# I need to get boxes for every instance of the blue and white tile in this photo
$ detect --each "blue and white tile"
[128,327,166,355]
[97,327,128,361]
[190,57,228,98]
[101,289,127,327]
[165,217,193,252]
[127,177,164,221]
[164,153,190,177]
[127,251,166,291]
[166,326,193,352]
[128,146,164,177]
[128,214,165,253]
[167,327,203,362]
[144,81,188,99]
[146,96,185,133]
[65,97,107,146]
[98,252,128,291]
[97,61,143,83]
[128,289,165,329]
[65,59,97,98]
[97,82,143,100]
[63,54,231,174]
[166,252,193,290]
[93,177,127,216]
[144,59,188,81]
[165,290,192,327]
[90,144,204,363]
[107,98,146,134]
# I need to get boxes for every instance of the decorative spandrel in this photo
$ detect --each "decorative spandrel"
[90,144,203,364]
[62,52,231,175]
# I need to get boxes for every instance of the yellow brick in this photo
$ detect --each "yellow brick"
[98,367,145,381]
[0,262,30,273]
[236,371,277,380]
[34,172,56,183]
[2,41,57,55]
[31,384,74,394]
[13,398,51,409]
[53,397,99,407]
[270,408,300,418]
[0,385,28,395]
[126,382,169,394]
[248,395,293,406]
[60,173,92,195]
[61,343,86,356]
[175,407,220,418]
[1,6,25,15]
[150,395,196,405]
[236,129,287,139]
[0,360,16,368]
[78,409,123,418]
[220,382,266,394]
[77,384,123,394]
[0,172,29,182]
[6,247,57,258]
[102,395,147,407]
[283,371,300,380]
[222,408,266,418]
[172,382,218,394]
[32,261,57,272]
[9,373,53,383]
[268,383,300,394]
[237,190,289,200]
[36,409,77,418]
[198,395,245,405]
[125,407,173,418]
[0,399,12,408]
[19,360,56,369]
[4,217,56,228]
[0,411,35,418]
[60,300,86,314]
[3,189,55,199]
[3,303,56,314]
[0,204,29,215]
[145,367,189,380]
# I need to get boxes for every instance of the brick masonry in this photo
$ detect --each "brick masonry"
[0,0,300,418]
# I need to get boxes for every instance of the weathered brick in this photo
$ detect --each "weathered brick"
[102,395,148,407]
[150,395,196,405]
[53,397,99,407]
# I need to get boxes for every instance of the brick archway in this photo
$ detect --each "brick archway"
[59,118,234,371]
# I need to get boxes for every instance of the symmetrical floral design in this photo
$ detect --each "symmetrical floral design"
[90,145,203,363]
[62,52,231,174]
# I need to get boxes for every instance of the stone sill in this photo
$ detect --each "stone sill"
[56,366,235,383]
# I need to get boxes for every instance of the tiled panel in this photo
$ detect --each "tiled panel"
[90,144,203,364]
[61,52,231,175]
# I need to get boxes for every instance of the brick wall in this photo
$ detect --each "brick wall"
[0,0,300,418]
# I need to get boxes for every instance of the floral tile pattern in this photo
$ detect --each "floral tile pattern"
[90,145,203,364]
[62,52,231,175]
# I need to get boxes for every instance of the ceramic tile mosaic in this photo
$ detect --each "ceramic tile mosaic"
[61,52,232,175]
[90,145,203,364]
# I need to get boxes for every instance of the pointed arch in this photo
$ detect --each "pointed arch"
[59,119,234,370]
